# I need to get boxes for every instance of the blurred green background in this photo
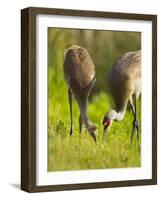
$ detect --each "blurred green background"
[48,28,141,171]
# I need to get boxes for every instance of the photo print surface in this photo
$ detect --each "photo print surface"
[48,28,141,172]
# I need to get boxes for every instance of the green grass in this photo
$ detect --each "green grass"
[48,67,141,171]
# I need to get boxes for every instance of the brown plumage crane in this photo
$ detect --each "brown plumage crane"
[102,50,141,150]
[63,45,97,142]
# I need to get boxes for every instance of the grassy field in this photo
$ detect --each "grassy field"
[48,67,141,171]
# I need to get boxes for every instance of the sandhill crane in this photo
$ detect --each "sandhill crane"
[63,45,97,142]
[102,50,141,150]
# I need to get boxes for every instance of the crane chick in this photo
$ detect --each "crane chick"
[102,50,141,150]
[64,45,97,142]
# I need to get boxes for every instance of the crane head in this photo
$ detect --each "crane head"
[102,110,116,142]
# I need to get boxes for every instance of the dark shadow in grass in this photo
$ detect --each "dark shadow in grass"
[10,183,20,190]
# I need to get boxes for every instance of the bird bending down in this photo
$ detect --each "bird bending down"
[63,45,97,142]
[102,50,141,150]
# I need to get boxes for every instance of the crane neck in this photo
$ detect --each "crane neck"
[74,95,90,128]
[114,103,127,122]
[79,104,90,129]
[115,109,126,121]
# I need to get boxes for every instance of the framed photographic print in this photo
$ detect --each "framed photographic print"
[21,7,157,192]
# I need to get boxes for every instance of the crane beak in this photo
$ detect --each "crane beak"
[88,125,97,143]
[102,123,111,142]
[91,132,97,143]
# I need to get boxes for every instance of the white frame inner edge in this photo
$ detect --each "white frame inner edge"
[36,14,152,186]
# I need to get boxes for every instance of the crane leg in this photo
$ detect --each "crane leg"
[79,114,83,134]
[130,95,140,152]
[129,97,136,142]
[68,88,73,136]
[129,97,135,116]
